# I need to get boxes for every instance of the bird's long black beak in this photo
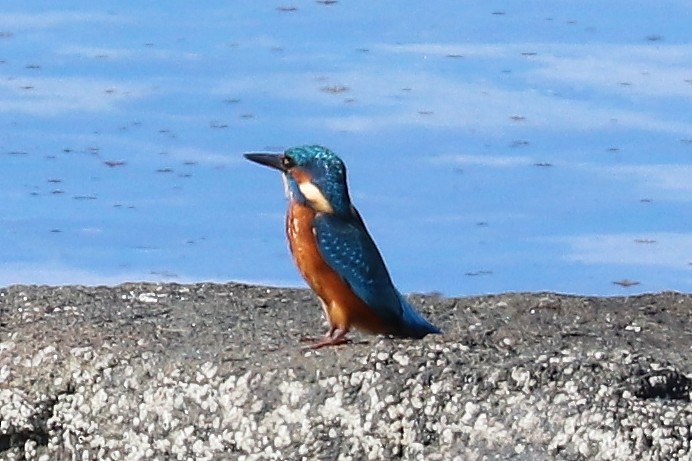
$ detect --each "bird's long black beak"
[243,153,287,172]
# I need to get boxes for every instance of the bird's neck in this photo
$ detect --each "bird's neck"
[284,174,352,217]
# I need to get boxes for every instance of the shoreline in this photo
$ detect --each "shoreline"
[1,283,691,460]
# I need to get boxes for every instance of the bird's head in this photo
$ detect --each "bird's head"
[244,145,351,215]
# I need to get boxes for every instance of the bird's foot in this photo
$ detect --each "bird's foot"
[301,328,350,349]
[308,335,350,349]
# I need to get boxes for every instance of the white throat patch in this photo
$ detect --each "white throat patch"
[297,181,334,214]
[281,173,290,199]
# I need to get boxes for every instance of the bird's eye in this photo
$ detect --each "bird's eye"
[282,156,295,169]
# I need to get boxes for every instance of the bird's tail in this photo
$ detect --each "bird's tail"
[396,293,442,338]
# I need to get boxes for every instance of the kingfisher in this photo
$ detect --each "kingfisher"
[244,145,441,348]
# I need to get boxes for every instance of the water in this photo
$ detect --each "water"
[1,1,691,295]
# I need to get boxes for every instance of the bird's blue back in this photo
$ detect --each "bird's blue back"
[313,208,441,338]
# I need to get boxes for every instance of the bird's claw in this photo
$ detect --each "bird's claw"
[300,328,350,349]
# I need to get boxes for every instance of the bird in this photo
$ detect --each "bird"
[244,145,441,348]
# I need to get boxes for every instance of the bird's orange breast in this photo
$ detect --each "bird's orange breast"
[286,201,388,335]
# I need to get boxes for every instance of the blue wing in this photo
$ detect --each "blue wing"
[313,208,441,337]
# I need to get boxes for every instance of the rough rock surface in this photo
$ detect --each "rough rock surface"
[0,283,691,460]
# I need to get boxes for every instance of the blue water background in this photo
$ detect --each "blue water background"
[2,1,691,295]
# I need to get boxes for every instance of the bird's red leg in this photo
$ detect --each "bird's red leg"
[299,325,335,343]
[308,328,350,349]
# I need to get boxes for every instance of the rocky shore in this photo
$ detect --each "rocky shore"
[1,283,691,460]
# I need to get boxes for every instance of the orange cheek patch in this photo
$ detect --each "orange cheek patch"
[290,168,311,183]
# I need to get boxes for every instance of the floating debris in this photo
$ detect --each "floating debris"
[104,160,126,168]
[320,85,349,94]
[150,270,179,279]
[613,279,640,288]
[465,270,493,277]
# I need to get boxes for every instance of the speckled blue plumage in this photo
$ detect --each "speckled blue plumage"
[285,145,441,338]
[314,211,441,338]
